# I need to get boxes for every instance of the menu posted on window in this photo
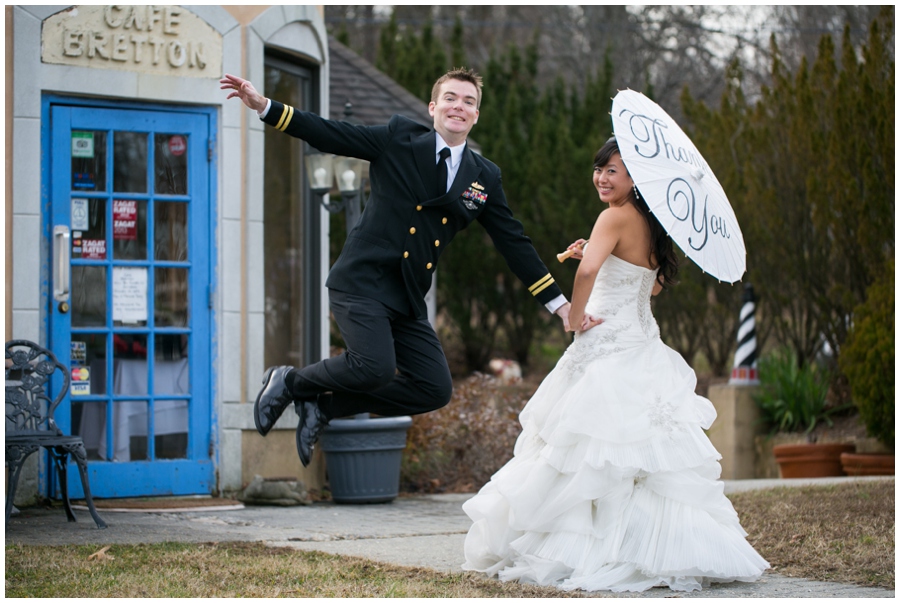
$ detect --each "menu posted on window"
[113,267,148,323]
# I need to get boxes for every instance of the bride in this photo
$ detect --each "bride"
[461,137,769,593]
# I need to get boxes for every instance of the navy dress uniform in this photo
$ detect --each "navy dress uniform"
[262,101,564,420]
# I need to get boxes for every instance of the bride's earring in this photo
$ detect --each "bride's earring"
[633,185,640,200]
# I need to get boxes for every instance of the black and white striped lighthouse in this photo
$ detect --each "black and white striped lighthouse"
[730,283,759,384]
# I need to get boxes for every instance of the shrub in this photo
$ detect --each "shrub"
[754,348,849,435]
[401,373,533,493]
[839,261,895,448]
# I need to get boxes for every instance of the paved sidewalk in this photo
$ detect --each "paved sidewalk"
[6,476,894,598]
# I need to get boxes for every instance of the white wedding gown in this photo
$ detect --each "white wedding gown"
[462,254,769,593]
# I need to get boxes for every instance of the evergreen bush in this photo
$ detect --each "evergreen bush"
[838,260,895,448]
[754,348,849,435]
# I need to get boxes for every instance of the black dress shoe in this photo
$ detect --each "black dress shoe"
[295,397,329,467]
[254,366,296,436]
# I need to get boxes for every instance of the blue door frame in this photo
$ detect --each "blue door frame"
[43,95,217,498]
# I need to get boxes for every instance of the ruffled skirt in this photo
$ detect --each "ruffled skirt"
[461,338,769,593]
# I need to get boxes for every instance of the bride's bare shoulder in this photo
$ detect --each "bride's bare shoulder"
[597,203,643,226]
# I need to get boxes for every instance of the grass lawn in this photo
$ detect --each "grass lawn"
[5,480,893,597]
[728,479,894,589]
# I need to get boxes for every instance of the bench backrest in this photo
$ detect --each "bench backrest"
[5,339,69,437]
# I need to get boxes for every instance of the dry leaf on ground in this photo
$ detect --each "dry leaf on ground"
[88,545,114,561]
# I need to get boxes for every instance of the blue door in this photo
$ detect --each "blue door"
[47,101,216,497]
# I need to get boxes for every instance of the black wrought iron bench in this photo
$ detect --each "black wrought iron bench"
[5,339,107,528]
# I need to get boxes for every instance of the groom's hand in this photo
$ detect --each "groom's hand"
[220,73,267,113]
[555,302,572,332]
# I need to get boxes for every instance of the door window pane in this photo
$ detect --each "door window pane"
[155,433,187,460]
[155,133,188,195]
[113,131,148,192]
[71,198,107,259]
[114,335,149,395]
[70,334,107,395]
[71,131,107,192]
[154,334,190,459]
[71,401,107,460]
[114,400,148,461]
[112,199,147,260]
[155,334,189,395]
[130,426,188,460]
[112,267,149,327]
[155,268,189,327]
[155,202,188,261]
[71,266,107,326]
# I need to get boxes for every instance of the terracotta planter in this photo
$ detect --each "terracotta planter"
[772,443,855,478]
[840,452,895,476]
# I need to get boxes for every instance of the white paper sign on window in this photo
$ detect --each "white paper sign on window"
[113,267,148,323]
[71,198,90,231]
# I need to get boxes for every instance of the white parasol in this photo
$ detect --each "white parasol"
[611,89,746,283]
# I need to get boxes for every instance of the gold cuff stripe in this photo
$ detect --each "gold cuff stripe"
[529,274,555,296]
[528,273,553,292]
[275,106,294,131]
[531,279,555,296]
[274,105,289,130]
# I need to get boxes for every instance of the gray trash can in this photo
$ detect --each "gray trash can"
[320,416,413,504]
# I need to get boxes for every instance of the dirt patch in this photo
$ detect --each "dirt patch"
[807,411,869,442]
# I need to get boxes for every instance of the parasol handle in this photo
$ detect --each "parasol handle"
[557,249,577,262]
[557,240,588,262]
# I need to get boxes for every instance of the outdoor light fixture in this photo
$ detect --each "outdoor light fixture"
[334,156,363,196]
[303,102,368,228]
[304,152,337,198]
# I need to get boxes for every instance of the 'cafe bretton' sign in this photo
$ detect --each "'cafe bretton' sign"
[42,5,222,78]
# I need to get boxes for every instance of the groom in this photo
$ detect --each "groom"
[221,68,571,466]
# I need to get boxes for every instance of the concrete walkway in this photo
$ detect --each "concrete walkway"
[6,476,894,598]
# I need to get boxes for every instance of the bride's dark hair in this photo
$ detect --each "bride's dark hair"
[594,137,678,287]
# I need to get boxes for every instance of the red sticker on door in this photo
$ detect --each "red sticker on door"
[81,239,106,259]
[71,366,90,396]
[113,199,137,240]
[168,135,187,156]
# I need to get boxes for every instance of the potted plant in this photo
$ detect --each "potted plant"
[754,348,853,478]
[838,262,894,476]
[319,413,413,504]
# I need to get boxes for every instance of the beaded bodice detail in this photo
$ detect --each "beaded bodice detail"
[559,254,660,375]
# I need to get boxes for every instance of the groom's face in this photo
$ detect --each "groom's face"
[429,79,479,144]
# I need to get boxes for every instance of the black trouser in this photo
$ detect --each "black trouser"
[289,290,453,419]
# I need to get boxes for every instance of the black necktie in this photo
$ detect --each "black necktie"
[436,147,451,197]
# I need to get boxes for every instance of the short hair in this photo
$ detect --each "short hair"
[431,67,483,109]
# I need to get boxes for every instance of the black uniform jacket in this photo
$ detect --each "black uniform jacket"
[263,101,563,320]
